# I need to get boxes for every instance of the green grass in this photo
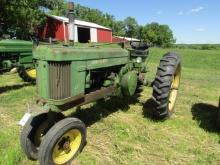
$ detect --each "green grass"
[175,44,220,50]
[0,48,220,165]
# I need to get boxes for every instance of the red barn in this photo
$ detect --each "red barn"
[37,15,112,43]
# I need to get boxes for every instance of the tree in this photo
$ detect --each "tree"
[74,4,115,30]
[141,23,160,44]
[141,22,175,47]
[103,13,115,29]
[158,25,176,47]
[0,0,64,39]
[124,17,138,38]
[49,2,67,16]
[112,21,125,36]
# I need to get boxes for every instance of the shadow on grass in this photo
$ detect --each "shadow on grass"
[0,83,33,94]
[142,98,157,119]
[70,93,141,127]
[67,86,163,127]
[142,98,168,122]
[191,103,219,133]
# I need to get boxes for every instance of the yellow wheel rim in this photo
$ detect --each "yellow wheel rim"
[26,69,36,79]
[168,64,181,112]
[52,129,82,164]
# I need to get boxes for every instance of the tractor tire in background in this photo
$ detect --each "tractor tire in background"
[18,66,36,83]
[152,52,181,119]
[217,97,220,129]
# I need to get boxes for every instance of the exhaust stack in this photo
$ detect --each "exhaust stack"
[68,2,75,46]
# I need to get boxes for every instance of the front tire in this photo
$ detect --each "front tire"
[38,118,87,165]
[152,52,181,119]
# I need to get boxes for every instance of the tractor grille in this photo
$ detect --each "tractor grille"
[49,62,71,100]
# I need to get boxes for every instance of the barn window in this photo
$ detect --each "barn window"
[77,27,90,43]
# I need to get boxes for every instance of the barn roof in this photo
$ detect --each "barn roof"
[47,15,111,31]
[114,36,140,41]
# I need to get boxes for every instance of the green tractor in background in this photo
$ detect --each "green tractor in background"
[0,39,36,82]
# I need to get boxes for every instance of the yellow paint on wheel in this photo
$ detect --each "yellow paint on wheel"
[52,129,82,164]
[168,64,181,112]
[26,69,36,79]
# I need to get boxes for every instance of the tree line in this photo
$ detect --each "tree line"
[0,0,64,39]
[0,0,175,47]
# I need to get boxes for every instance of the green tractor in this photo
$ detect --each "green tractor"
[20,3,181,165]
[0,39,36,82]
[20,41,181,165]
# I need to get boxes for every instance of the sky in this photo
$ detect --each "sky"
[72,0,220,44]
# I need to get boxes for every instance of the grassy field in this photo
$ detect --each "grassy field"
[0,48,220,165]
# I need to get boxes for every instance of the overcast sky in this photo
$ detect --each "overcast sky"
[72,0,220,44]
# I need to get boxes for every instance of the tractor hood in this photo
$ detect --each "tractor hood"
[33,45,129,61]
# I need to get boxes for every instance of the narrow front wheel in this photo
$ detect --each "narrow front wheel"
[38,118,87,165]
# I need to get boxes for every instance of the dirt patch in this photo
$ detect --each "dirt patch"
[0,109,17,127]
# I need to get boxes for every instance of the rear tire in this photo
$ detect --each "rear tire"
[38,118,87,165]
[152,52,181,119]
[18,66,36,83]
[217,97,220,129]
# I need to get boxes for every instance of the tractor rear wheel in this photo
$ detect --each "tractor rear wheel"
[217,97,220,129]
[18,66,36,83]
[152,52,181,119]
[38,118,87,165]
[20,112,64,160]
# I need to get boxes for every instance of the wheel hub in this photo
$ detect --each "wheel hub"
[63,141,71,152]
[52,129,82,164]
[58,137,71,152]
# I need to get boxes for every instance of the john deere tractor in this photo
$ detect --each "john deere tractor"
[0,39,36,82]
[20,2,181,165]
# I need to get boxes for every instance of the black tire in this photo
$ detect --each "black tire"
[217,97,220,129]
[217,115,220,129]
[18,66,36,83]
[152,52,181,119]
[20,112,64,160]
[38,118,87,165]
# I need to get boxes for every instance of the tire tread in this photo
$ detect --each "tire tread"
[152,52,181,119]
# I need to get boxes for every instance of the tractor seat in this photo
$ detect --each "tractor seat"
[130,41,149,50]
